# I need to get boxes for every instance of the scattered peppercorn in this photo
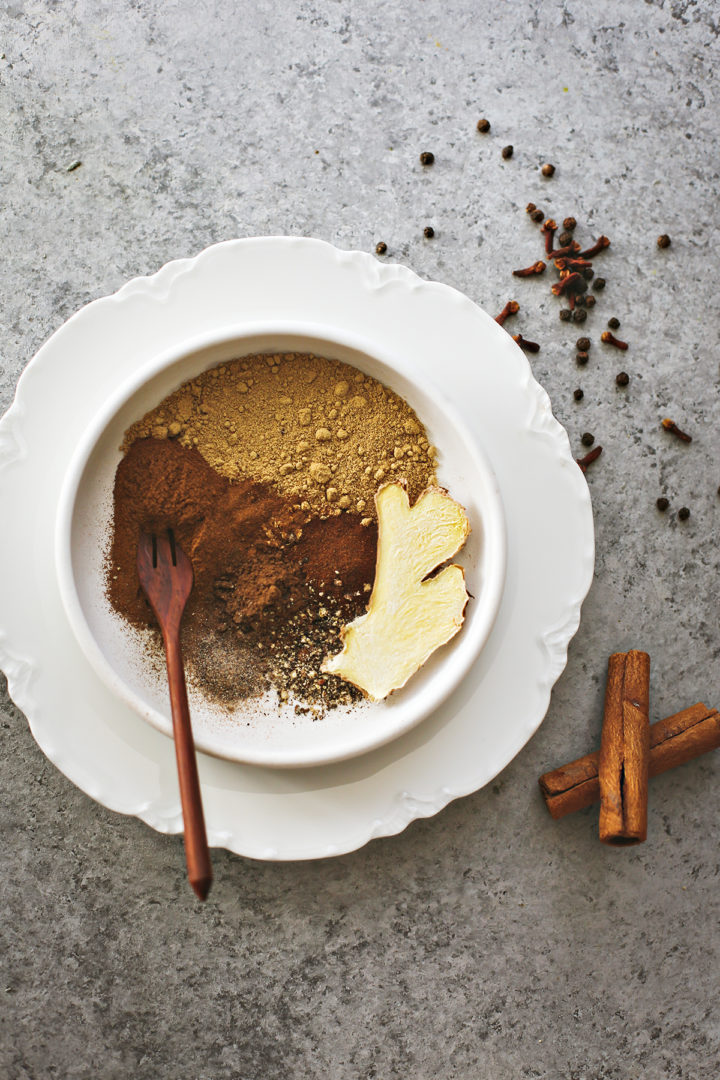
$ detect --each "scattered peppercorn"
[585,295,596,309]
[581,432,595,447]
[576,337,591,352]
[594,277,606,290]
[576,352,589,365]
[615,371,629,386]
[477,118,491,133]
[541,163,555,177]
[423,226,435,238]
[678,506,690,521]
[563,217,577,231]
[582,267,595,281]
[573,388,584,401]
[573,308,588,323]
[526,203,537,214]
[657,234,671,249]
[501,145,514,159]
[375,241,387,255]
[559,309,572,322]
[530,209,544,223]
[419,151,434,166]
[656,497,670,512]
[558,231,573,248]
[607,317,620,330]
[661,418,692,443]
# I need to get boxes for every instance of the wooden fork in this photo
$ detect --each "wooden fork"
[137,529,212,901]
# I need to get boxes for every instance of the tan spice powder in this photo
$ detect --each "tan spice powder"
[122,352,437,519]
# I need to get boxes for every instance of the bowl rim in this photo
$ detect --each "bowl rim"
[55,319,507,767]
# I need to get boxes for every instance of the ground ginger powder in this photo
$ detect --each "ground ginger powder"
[122,352,437,520]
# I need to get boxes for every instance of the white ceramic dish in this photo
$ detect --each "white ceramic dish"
[55,324,506,768]
[0,237,594,860]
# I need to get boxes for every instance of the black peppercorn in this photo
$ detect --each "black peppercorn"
[594,277,606,290]
[501,145,513,159]
[657,234,671,248]
[576,337,591,352]
[531,208,544,223]
[576,352,589,365]
[608,317,620,330]
[678,506,690,520]
[584,295,596,308]
[477,118,491,133]
[563,217,577,231]
[575,295,586,308]
[423,226,435,238]
[656,497,670,511]
[582,267,595,281]
[541,163,555,177]
[559,309,572,322]
[581,432,595,447]
[573,388,584,401]
[573,308,588,323]
[375,241,387,255]
[419,151,434,166]
[558,231,573,247]
[615,371,629,386]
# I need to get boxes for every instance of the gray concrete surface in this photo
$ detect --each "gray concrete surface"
[2,2,720,1077]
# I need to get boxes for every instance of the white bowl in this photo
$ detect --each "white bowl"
[55,323,506,767]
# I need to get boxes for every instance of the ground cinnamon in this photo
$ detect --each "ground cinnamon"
[107,438,377,710]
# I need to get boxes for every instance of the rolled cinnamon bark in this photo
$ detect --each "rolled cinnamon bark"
[539,703,720,820]
[598,651,650,844]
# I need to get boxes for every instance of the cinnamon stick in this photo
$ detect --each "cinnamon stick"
[539,703,720,820]
[598,651,650,845]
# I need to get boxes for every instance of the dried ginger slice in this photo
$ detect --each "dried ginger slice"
[323,482,470,701]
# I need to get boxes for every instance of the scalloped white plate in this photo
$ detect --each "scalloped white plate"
[0,238,594,861]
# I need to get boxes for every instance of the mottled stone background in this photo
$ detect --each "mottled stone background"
[2,2,719,1077]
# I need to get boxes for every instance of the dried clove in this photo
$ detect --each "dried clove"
[576,446,602,472]
[601,331,628,350]
[512,260,546,277]
[495,300,519,326]
[661,418,692,443]
[512,334,540,353]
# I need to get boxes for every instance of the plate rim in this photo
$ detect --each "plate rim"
[0,236,595,860]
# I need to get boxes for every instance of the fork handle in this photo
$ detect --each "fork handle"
[164,629,213,901]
